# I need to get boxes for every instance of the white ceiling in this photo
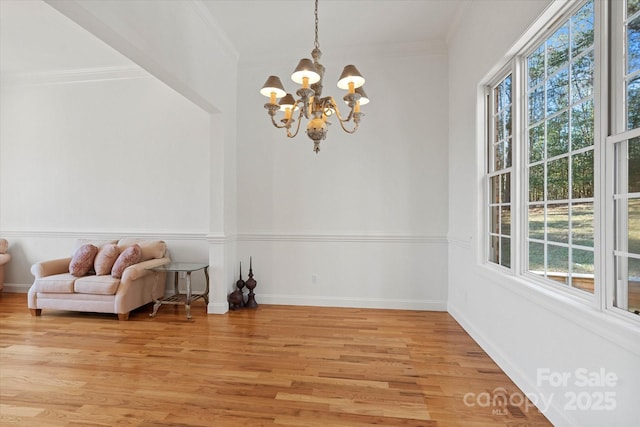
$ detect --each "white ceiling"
[203,0,465,60]
[0,0,465,74]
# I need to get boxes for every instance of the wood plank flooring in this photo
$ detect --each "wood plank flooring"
[0,293,551,426]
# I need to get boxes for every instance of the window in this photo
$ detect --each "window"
[526,1,595,293]
[612,0,640,315]
[484,0,640,321]
[487,74,513,269]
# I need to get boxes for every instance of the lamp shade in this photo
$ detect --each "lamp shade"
[279,93,298,111]
[260,75,287,98]
[337,65,365,90]
[291,58,321,84]
[355,86,369,105]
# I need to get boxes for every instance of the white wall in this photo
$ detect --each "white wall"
[0,70,211,290]
[3,0,240,313]
[447,1,640,426]
[235,46,449,309]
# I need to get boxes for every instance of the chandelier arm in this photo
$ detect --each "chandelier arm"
[326,97,355,124]
[336,116,359,134]
[269,115,289,129]
[301,99,312,120]
[285,109,305,138]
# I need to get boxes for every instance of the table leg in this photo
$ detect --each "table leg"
[185,271,192,320]
[173,271,179,295]
[150,299,162,317]
[203,266,210,304]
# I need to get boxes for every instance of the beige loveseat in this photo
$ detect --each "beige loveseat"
[28,238,170,320]
[0,238,10,291]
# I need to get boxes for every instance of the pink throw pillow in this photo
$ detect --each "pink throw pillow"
[111,244,142,279]
[69,244,99,277]
[94,243,120,275]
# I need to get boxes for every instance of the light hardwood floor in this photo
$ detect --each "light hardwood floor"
[0,292,551,426]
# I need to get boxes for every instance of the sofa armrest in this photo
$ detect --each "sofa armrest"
[31,257,72,278]
[121,257,171,283]
[0,253,10,266]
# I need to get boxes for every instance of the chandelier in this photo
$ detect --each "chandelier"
[260,0,368,153]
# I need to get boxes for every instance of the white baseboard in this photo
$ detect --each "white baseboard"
[207,302,229,315]
[2,283,31,293]
[257,294,447,311]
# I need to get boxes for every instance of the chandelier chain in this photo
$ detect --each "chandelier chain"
[314,0,319,50]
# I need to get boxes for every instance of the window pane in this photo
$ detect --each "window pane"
[505,107,513,138]
[529,241,545,272]
[547,203,569,243]
[571,1,594,58]
[491,206,500,235]
[529,205,545,240]
[529,86,545,123]
[501,206,511,236]
[489,235,499,264]
[629,198,640,255]
[505,136,512,168]
[548,157,569,200]
[547,25,570,75]
[495,141,504,170]
[572,150,594,198]
[573,248,594,274]
[501,173,511,203]
[628,76,640,130]
[548,244,570,283]
[630,137,640,193]
[502,75,512,111]
[571,50,594,103]
[628,16,640,75]
[501,237,511,268]
[528,45,545,88]
[547,68,569,115]
[572,248,594,294]
[496,114,505,142]
[490,175,500,203]
[571,99,594,150]
[630,0,640,17]
[628,258,640,314]
[614,256,640,314]
[572,202,594,247]
[529,164,545,202]
[529,123,545,162]
[547,111,569,157]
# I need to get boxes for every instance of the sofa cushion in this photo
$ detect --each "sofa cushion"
[117,238,166,261]
[34,273,77,293]
[74,275,120,295]
[94,243,120,276]
[111,244,142,278]
[69,244,99,277]
[72,239,118,253]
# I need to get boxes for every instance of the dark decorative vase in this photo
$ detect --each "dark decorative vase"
[236,262,246,307]
[245,257,258,308]
[228,262,246,310]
